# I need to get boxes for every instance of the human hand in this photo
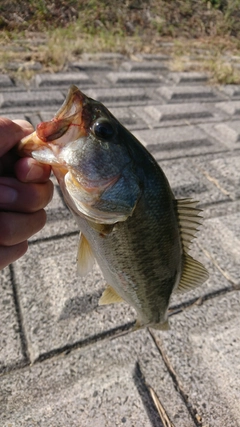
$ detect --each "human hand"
[0,118,53,270]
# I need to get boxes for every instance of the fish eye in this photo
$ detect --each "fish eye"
[92,120,115,140]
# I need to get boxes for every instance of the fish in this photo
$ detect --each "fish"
[18,85,209,330]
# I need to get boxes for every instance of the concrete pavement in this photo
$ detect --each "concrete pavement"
[0,53,240,426]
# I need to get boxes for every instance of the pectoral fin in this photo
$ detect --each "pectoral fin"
[76,233,95,276]
[99,285,124,305]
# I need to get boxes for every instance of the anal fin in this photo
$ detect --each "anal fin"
[99,285,124,305]
[77,232,95,276]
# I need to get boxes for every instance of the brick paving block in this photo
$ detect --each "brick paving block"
[159,157,230,205]
[82,52,126,61]
[203,199,240,220]
[198,212,240,285]
[13,234,136,361]
[216,100,240,115]
[215,121,240,143]
[134,103,215,124]
[0,267,25,372]
[192,155,240,200]
[121,61,168,72]
[200,121,240,149]
[106,72,161,85]
[39,111,57,121]
[0,331,194,427]
[157,85,220,102]
[25,113,41,128]
[0,74,14,87]
[106,106,147,130]
[0,90,65,108]
[85,87,149,104]
[136,53,170,61]
[132,125,226,160]
[70,61,112,71]
[0,113,27,121]
[168,72,209,84]
[220,85,240,98]
[6,61,42,71]
[34,72,90,87]
[152,290,240,427]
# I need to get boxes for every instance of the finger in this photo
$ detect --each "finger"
[0,118,33,156]
[0,241,28,270]
[15,157,52,183]
[0,210,47,246]
[0,177,53,212]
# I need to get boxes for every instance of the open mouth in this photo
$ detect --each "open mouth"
[17,85,88,157]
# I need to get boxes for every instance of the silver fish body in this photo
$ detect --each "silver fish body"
[18,85,208,330]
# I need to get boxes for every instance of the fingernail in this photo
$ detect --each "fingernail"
[26,163,44,181]
[0,185,18,204]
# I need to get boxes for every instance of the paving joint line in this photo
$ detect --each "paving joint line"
[8,264,31,366]
[168,284,235,317]
[133,361,167,427]
[34,321,135,364]
[28,230,79,245]
[148,329,202,427]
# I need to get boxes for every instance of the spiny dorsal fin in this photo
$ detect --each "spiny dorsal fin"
[175,198,209,292]
[77,232,95,276]
[176,253,209,293]
[176,198,203,251]
[99,285,124,305]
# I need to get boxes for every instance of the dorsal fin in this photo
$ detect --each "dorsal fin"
[175,198,209,292]
[176,198,203,251]
[76,232,95,276]
[99,285,124,305]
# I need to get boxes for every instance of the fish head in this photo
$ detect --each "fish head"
[18,85,141,224]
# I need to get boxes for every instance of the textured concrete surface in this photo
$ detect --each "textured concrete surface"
[0,53,240,426]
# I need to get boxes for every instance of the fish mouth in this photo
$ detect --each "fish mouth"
[17,85,89,159]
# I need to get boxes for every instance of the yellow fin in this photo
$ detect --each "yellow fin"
[76,233,95,276]
[99,285,124,305]
[176,198,203,251]
[177,253,209,293]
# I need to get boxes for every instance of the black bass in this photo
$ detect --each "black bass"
[18,85,208,330]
